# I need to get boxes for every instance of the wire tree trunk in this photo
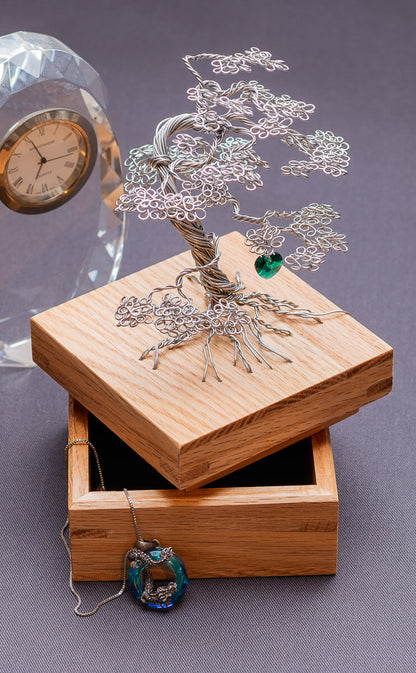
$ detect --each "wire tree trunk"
[152,113,239,302]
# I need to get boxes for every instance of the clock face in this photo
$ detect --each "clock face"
[0,109,97,213]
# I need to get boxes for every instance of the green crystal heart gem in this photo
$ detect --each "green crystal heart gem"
[255,253,283,278]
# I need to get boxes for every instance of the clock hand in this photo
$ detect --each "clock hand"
[35,156,47,180]
[27,138,46,161]
[46,152,76,162]
[34,150,73,181]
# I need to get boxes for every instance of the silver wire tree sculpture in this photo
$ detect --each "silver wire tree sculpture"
[115,48,350,381]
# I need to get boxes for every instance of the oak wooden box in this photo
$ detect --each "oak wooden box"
[68,397,339,580]
[31,231,393,490]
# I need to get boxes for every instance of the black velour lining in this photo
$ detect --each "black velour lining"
[88,414,316,491]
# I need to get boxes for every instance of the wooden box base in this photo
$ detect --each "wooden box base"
[68,397,338,580]
[32,231,393,490]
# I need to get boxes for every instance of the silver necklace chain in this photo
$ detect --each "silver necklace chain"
[61,440,159,616]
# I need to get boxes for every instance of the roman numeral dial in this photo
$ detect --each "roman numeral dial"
[0,108,97,214]
[4,122,85,200]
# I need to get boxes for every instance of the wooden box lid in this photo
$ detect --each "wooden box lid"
[31,231,393,490]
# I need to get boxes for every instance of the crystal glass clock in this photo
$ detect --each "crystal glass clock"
[0,31,126,367]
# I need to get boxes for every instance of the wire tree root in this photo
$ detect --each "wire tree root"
[115,268,345,382]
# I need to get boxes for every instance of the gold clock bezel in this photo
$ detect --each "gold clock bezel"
[0,108,98,214]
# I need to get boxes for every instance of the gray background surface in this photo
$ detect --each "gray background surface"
[1,1,415,671]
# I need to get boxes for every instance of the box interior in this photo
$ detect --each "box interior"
[88,414,317,491]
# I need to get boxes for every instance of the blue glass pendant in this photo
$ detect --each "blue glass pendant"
[128,546,188,610]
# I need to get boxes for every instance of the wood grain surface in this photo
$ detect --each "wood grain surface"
[32,231,393,489]
[67,398,339,580]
